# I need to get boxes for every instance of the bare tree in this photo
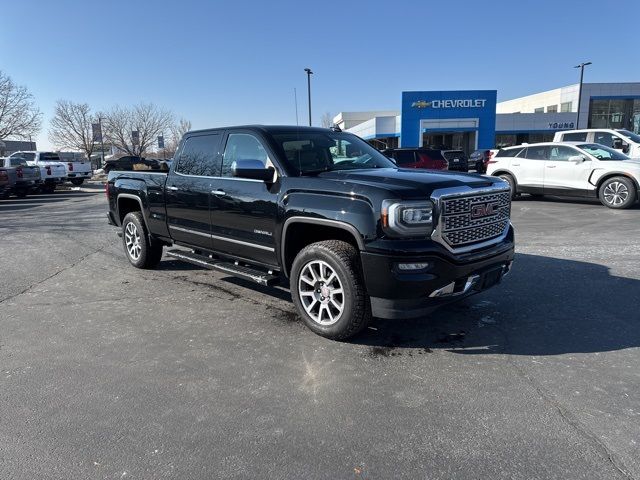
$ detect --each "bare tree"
[48,100,97,161]
[321,112,334,128]
[0,70,42,140]
[161,118,192,157]
[102,103,175,156]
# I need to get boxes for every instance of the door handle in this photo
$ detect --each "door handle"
[211,189,226,196]
[166,185,179,191]
[546,165,557,168]
[512,163,520,166]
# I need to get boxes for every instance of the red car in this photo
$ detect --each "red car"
[382,148,449,170]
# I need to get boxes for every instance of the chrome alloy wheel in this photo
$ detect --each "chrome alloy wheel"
[298,260,345,326]
[603,181,629,206]
[124,221,142,261]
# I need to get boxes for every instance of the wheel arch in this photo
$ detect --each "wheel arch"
[594,172,640,199]
[281,217,364,278]
[117,194,147,225]
[491,170,518,190]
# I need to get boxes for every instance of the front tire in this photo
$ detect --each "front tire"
[70,178,84,186]
[498,173,517,199]
[122,211,163,269]
[290,240,371,340]
[599,177,636,209]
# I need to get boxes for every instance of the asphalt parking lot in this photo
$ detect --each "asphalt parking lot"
[1,186,639,479]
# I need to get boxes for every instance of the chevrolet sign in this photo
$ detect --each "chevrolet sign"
[412,99,487,109]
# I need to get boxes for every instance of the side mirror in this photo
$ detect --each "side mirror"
[232,159,275,182]
[568,155,586,163]
[622,144,630,154]
[612,139,624,150]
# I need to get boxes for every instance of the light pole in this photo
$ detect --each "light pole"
[304,68,313,126]
[574,61,592,128]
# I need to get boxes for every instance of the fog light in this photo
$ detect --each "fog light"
[397,262,430,271]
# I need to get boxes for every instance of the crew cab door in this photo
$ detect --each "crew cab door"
[165,133,222,249]
[209,131,279,267]
[511,146,546,192]
[544,145,594,196]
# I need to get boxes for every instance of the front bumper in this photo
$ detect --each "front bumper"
[361,231,515,319]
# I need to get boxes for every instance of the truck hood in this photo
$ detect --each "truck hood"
[316,168,502,198]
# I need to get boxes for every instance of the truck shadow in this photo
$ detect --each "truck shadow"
[353,252,640,356]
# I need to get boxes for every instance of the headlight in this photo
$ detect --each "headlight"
[381,200,434,237]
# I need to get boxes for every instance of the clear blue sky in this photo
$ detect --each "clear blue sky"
[2,0,639,150]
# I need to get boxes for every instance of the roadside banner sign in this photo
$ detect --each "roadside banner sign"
[132,130,140,145]
[158,135,165,149]
[92,123,102,142]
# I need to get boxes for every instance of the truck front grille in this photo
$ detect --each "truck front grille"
[438,190,511,250]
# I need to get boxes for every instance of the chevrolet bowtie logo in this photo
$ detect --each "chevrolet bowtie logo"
[411,100,432,108]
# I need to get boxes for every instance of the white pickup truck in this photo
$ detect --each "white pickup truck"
[554,129,640,158]
[8,151,67,193]
[57,152,93,185]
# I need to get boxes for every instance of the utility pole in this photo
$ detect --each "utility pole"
[99,116,106,169]
[574,62,592,128]
[304,68,313,126]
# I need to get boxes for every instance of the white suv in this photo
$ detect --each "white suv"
[554,129,640,158]
[486,142,640,209]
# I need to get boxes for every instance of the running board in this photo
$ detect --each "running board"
[166,249,280,286]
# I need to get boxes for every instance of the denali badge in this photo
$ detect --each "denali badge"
[470,202,499,219]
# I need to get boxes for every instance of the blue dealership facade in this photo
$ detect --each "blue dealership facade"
[400,90,497,150]
[334,82,640,154]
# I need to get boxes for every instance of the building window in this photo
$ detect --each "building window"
[589,98,639,132]
[534,107,544,113]
[547,105,558,113]
[560,102,572,113]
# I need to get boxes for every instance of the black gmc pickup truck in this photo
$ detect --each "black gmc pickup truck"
[107,125,514,339]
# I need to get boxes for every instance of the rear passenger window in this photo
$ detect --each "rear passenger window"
[562,132,588,142]
[175,134,221,176]
[497,147,523,158]
[524,146,549,160]
[393,151,416,166]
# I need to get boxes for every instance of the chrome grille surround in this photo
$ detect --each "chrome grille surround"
[430,184,512,253]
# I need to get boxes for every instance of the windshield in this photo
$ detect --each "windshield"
[616,129,640,143]
[272,131,396,175]
[40,153,61,161]
[578,143,630,161]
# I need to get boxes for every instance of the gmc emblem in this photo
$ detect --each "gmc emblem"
[470,201,500,219]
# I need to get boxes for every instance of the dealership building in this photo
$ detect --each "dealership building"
[334,82,640,154]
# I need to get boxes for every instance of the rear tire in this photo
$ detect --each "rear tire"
[599,176,636,209]
[498,173,517,200]
[70,178,84,186]
[41,184,56,194]
[122,211,163,269]
[290,240,371,340]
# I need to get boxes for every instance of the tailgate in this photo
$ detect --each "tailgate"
[20,166,40,181]
[51,165,67,177]
[73,162,92,173]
